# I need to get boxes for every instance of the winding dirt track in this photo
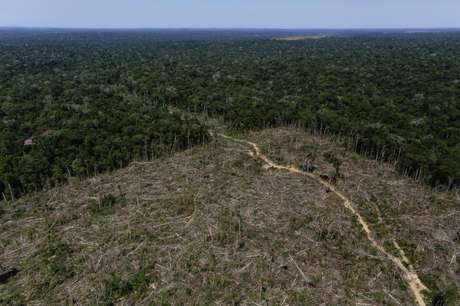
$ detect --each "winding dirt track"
[219,133,429,306]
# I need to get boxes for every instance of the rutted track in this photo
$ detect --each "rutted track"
[219,133,429,306]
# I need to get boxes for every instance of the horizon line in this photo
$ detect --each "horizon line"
[2,26,460,31]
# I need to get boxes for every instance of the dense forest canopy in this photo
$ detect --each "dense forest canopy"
[0,29,459,198]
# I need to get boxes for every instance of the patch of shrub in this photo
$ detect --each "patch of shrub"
[88,194,126,216]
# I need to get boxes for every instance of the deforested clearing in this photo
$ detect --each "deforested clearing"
[1,128,458,305]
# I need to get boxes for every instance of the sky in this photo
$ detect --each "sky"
[1,0,460,29]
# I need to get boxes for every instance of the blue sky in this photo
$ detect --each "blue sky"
[1,0,460,29]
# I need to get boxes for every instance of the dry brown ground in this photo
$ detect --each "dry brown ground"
[0,127,459,305]
[273,35,326,41]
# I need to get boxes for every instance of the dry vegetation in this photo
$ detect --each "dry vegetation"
[273,35,327,41]
[1,127,459,305]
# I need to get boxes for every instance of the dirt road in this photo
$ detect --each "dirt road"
[219,133,429,306]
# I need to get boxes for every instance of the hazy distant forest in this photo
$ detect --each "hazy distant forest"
[0,29,459,198]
